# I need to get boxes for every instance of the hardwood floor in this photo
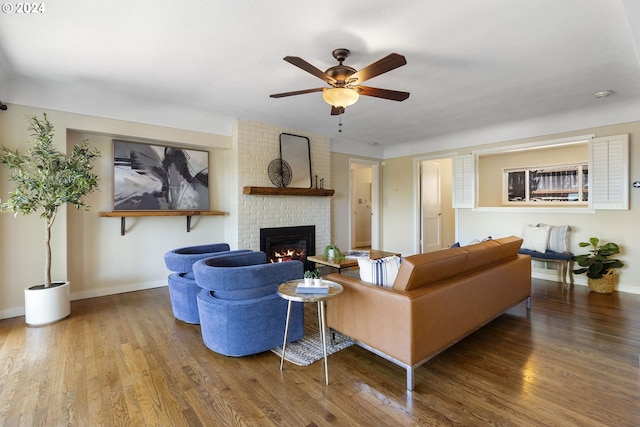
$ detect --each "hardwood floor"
[1,279,639,426]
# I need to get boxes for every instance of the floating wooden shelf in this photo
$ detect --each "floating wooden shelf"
[99,210,226,235]
[243,186,335,197]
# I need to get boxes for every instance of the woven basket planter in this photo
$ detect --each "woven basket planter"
[587,271,617,294]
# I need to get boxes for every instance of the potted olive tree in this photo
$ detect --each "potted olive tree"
[573,237,624,294]
[0,113,100,325]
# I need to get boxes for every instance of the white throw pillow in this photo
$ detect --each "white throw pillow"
[521,224,551,253]
[538,223,570,253]
[358,256,401,287]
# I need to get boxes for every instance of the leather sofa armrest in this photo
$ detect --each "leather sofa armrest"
[326,272,414,364]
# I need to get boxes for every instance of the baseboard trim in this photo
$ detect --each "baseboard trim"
[0,307,25,320]
[532,271,639,295]
[0,281,168,321]
[70,280,167,301]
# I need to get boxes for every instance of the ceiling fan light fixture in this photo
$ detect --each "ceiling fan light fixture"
[322,87,359,108]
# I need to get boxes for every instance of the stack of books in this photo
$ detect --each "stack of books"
[345,250,369,259]
[296,282,329,294]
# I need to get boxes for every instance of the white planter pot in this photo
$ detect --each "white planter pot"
[24,281,70,326]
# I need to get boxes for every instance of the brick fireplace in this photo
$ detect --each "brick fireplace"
[227,119,332,255]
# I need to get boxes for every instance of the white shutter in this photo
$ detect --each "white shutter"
[452,154,475,208]
[589,134,629,210]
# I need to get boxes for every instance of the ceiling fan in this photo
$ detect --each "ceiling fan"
[270,48,410,115]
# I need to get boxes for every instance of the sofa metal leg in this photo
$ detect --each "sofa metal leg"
[526,296,531,310]
[406,368,414,391]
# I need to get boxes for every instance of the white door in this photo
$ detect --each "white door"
[349,160,379,249]
[351,166,372,248]
[421,161,441,252]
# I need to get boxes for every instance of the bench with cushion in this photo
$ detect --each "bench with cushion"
[518,224,573,284]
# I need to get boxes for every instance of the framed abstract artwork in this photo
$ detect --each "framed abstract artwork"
[112,140,210,211]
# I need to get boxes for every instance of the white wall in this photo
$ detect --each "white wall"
[0,105,230,318]
[330,152,382,253]
[0,109,339,319]
[380,120,640,293]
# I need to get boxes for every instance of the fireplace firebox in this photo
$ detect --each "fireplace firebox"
[260,225,315,271]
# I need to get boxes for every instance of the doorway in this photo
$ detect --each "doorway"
[420,161,441,252]
[350,160,379,250]
[415,157,455,253]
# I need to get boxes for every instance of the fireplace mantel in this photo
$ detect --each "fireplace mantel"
[243,186,334,197]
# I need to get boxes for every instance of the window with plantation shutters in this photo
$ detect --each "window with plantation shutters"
[503,163,589,204]
[452,155,475,208]
[589,134,629,210]
[453,134,628,211]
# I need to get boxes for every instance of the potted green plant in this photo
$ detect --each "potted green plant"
[0,113,101,325]
[323,244,344,260]
[303,270,314,286]
[573,237,624,294]
[312,268,323,286]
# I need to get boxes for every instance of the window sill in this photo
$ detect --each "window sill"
[472,206,596,214]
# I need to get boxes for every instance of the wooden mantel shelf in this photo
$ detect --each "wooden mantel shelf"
[99,210,226,235]
[243,186,335,197]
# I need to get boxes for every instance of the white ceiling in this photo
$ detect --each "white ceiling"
[1,0,640,157]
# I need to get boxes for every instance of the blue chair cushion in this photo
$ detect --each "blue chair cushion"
[194,253,304,301]
[164,243,232,273]
[202,251,267,268]
[518,248,573,261]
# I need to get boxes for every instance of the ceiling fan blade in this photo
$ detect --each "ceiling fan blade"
[349,53,407,83]
[270,87,325,98]
[356,86,410,101]
[284,56,336,85]
[331,106,345,116]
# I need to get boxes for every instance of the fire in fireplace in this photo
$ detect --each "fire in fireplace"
[260,225,315,270]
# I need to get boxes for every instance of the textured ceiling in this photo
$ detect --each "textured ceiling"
[1,0,640,157]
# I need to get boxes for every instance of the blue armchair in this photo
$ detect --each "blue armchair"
[193,251,305,357]
[164,243,249,324]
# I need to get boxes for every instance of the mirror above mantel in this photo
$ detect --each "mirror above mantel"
[278,133,312,188]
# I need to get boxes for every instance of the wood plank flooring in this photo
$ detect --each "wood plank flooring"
[0,279,639,426]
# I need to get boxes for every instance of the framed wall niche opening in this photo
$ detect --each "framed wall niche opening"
[113,139,210,211]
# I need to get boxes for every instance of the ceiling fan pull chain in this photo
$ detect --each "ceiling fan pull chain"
[338,113,343,133]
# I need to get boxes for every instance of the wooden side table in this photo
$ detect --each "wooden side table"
[307,249,401,273]
[277,280,343,385]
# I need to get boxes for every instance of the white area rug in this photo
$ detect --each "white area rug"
[271,325,355,366]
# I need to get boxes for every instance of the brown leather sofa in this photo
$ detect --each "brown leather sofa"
[326,236,531,390]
